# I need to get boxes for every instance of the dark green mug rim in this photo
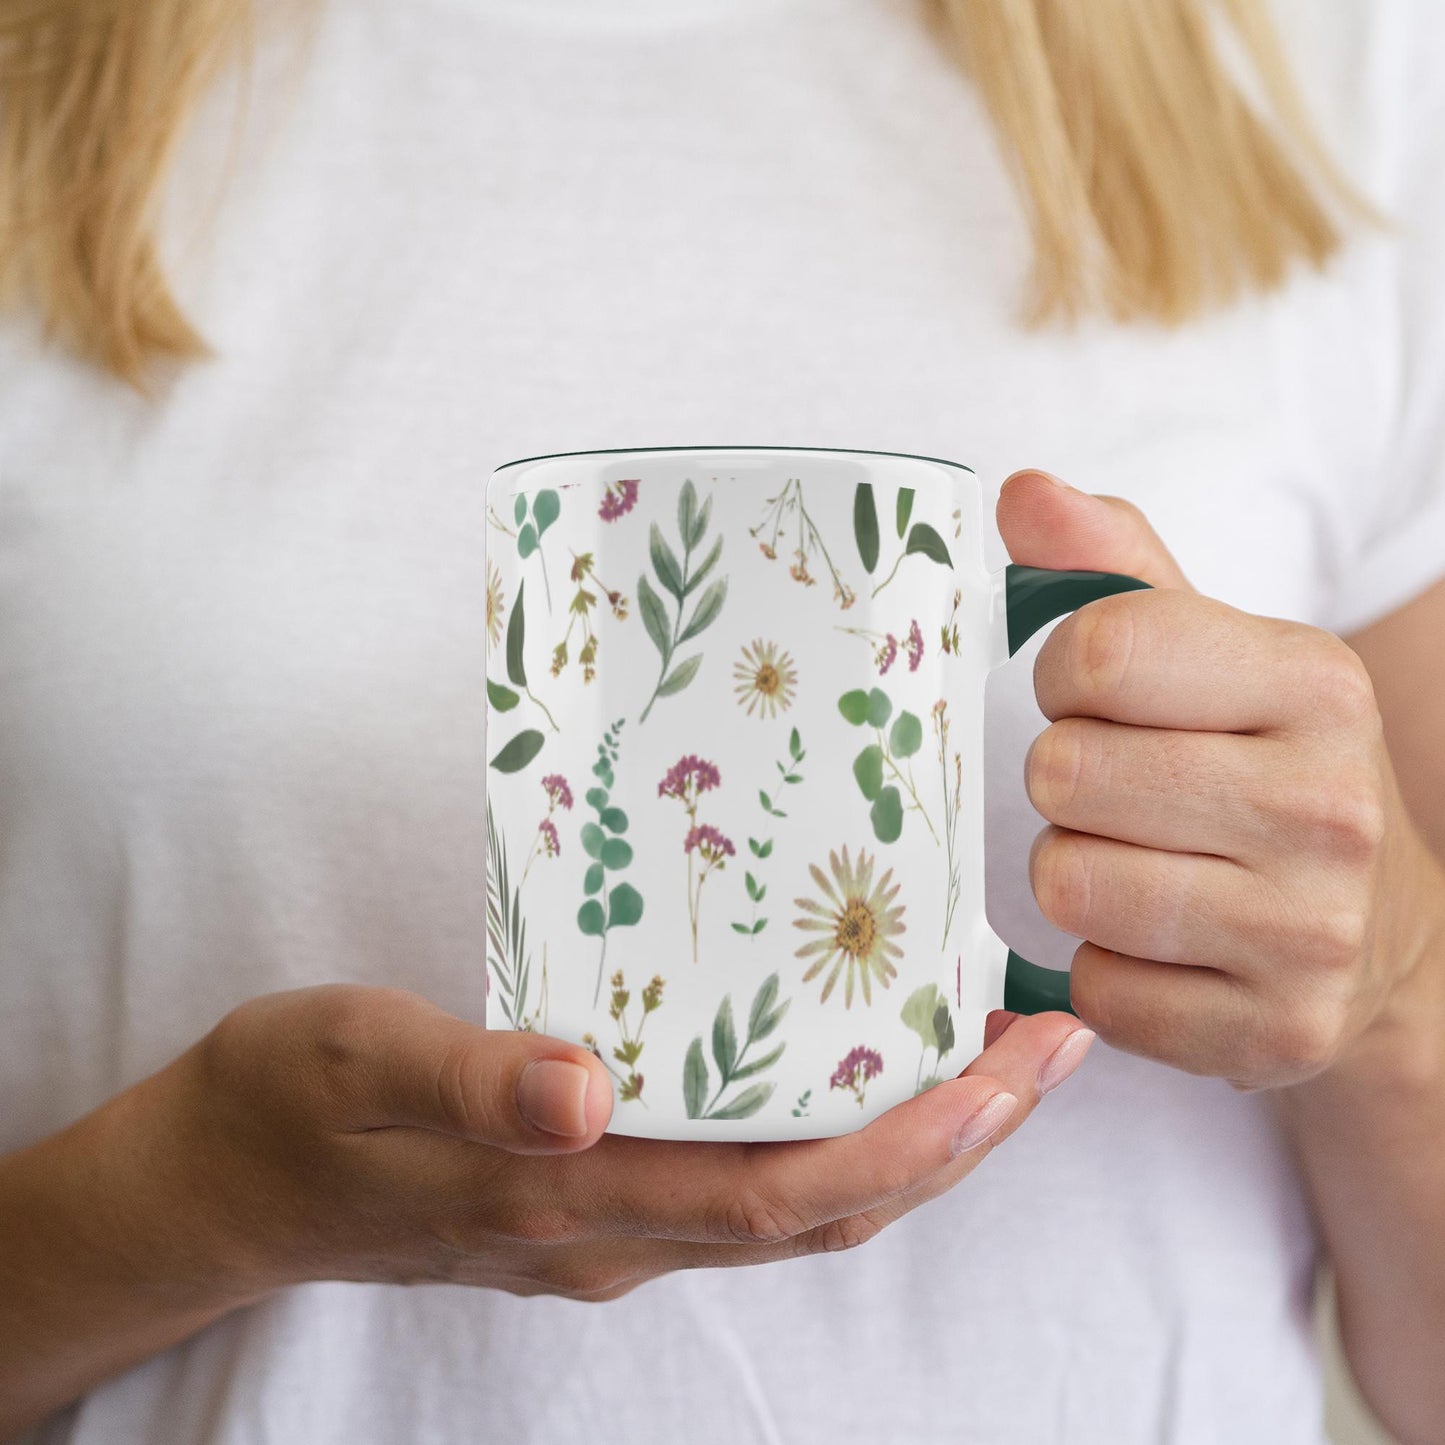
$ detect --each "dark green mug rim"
[493,444,977,475]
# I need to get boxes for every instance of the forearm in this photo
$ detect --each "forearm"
[1273,839,1445,1445]
[0,1061,269,1439]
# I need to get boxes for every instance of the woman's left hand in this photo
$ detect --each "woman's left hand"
[997,469,1439,1089]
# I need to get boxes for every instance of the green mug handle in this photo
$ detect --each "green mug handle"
[1000,564,1152,1016]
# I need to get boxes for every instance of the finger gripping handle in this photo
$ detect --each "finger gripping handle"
[1005,564,1151,657]
[1002,563,1151,1015]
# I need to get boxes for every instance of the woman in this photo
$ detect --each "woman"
[0,1,1441,1442]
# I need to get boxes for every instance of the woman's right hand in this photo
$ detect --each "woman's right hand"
[158,985,1093,1302]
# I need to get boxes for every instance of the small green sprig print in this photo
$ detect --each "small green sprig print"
[488,579,558,776]
[733,727,806,940]
[852,482,952,599]
[636,480,727,723]
[901,983,957,1094]
[513,488,561,612]
[583,970,665,1105]
[837,686,936,845]
[791,1089,812,1118]
[577,720,645,1004]
[683,973,791,1121]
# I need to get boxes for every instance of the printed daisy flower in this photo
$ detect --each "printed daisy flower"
[793,846,905,1007]
[830,1045,884,1106]
[485,561,506,650]
[598,478,640,522]
[733,639,798,719]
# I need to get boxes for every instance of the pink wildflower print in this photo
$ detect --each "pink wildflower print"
[538,819,560,857]
[830,1045,885,1106]
[660,755,727,962]
[658,754,721,801]
[877,634,898,675]
[906,619,924,672]
[598,478,640,522]
[684,824,736,863]
[541,774,574,811]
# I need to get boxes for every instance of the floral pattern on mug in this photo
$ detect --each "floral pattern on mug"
[732,638,798,718]
[793,845,905,1007]
[659,755,732,963]
[829,1045,884,1107]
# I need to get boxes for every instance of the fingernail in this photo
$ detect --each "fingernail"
[1037,1028,1096,1096]
[983,1009,1021,1049]
[1027,469,1076,494]
[517,1059,591,1138]
[951,1090,1019,1157]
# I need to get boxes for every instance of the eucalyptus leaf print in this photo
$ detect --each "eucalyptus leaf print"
[514,488,561,612]
[749,477,856,609]
[837,686,937,844]
[901,983,957,1093]
[793,846,905,1007]
[682,973,791,1121]
[860,481,953,598]
[579,720,644,1004]
[732,727,805,940]
[637,480,727,723]
[583,970,665,1104]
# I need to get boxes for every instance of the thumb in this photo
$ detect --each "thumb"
[336,991,614,1154]
[997,469,1193,593]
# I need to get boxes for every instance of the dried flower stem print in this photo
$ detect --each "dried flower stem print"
[748,478,856,609]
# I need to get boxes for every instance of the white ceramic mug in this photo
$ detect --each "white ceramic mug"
[483,447,1144,1140]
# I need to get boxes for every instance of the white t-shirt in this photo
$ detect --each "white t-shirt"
[4,1,1443,1441]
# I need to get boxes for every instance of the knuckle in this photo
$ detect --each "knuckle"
[1327,775,1388,862]
[1027,722,1088,820]
[1030,831,1091,936]
[1276,766,1386,865]
[1069,600,1136,702]
[1310,635,1377,727]
[535,1256,632,1301]
[489,1202,581,1246]
[1265,1005,1343,1082]
[720,1188,809,1246]
[1303,905,1370,971]
[809,1209,888,1255]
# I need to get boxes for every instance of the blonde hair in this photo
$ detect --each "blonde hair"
[1,0,1372,386]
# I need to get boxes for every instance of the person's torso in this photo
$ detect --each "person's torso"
[4,0,1416,1439]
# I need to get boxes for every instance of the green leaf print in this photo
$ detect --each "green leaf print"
[682,974,791,1121]
[637,480,727,723]
[854,483,880,574]
[896,487,915,538]
[838,686,937,846]
[489,729,546,774]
